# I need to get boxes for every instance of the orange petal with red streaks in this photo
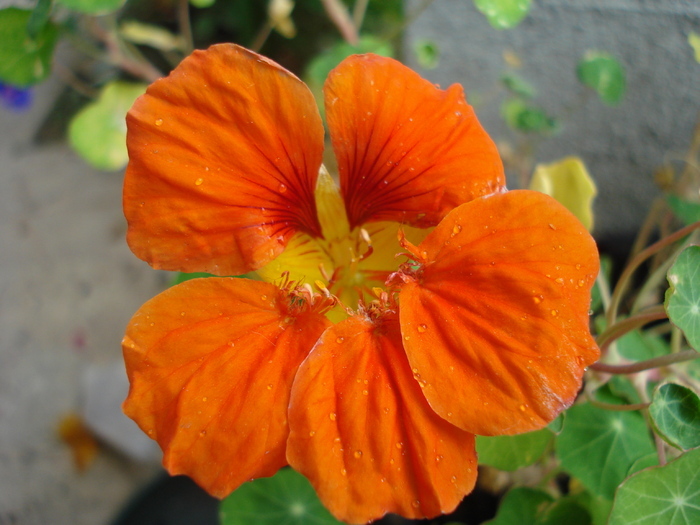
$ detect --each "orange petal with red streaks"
[287,313,477,524]
[397,190,600,436]
[325,54,505,230]
[122,278,331,497]
[124,44,324,275]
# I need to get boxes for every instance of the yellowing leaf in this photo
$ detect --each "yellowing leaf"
[119,21,185,52]
[530,156,597,231]
[269,0,296,39]
[689,32,700,64]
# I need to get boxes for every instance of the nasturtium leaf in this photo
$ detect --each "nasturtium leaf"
[501,98,558,134]
[501,72,536,98]
[169,272,215,287]
[548,413,565,434]
[627,453,659,476]
[530,157,597,231]
[219,468,342,525]
[476,428,552,471]
[26,0,53,39]
[474,0,532,29]
[0,8,58,87]
[485,487,590,525]
[56,0,125,15]
[414,39,440,69]
[689,32,700,63]
[556,402,655,499]
[609,448,700,525]
[190,0,215,7]
[119,21,184,52]
[649,383,700,450]
[68,81,146,171]
[572,491,613,525]
[665,246,700,350]
[616,328,670,362]
[667,194,700,226]
[577,52,626,106]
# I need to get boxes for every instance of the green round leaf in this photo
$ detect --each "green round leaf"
[609,448,700,525]
[476,428,552,471]
[555,403,655,499]
[56,0,125,15]
[0,8,58,87]
[501,98,558,134]
[665,246,700,350]
[68,81,146,171]
[577,52,626,106]
[485,487,590,525]
[219,468,342,525]
[474,0,532,30]
[414,39,440,69]
[649,383,700,450]
[548,413,565,434]
[667,195,700,226]
[501,72,536,98]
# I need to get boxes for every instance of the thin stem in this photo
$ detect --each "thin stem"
[177,0,194,54]
[607,221,700,326]
[595,266,612,313]
[353,0,370,32]
[250,20,273,52]
[655,434,667,466]
[628,198,664,263]
[320,0,359,45]
[588,398,649,412]
[596,306,668,352]
[590,349,699,375]
[670,326,683,354]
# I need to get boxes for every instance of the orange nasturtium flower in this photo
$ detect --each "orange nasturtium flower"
[121,44,600,524]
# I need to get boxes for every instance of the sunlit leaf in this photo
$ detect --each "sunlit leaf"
[414,39,440,69]
[474,0,532,29]
[556,402,655,499]
[530,157,597,231]
[577,52,626,106]
[649,383,700,450]
[689,32,700,63]
[26,0,53,39]
[119,21,184,52]
[627,453,659,476]
[476,429,552,471]
[665,246,700,350]
[501,98,557,134]
[548,413,565,434]
[190,0,215,7]
[501,72,535,98]
[219,468,342,525]
[56,0,125,14]
[485,487,591,525]
[0,8,58,87]
[609,448,700,525]
[667,194,700,226]
[68,81,147,171]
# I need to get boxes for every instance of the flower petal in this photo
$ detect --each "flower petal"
[397,190,600,436]
[287,313,477,523]
[122,277,331,497]
[325,54,505,230]
[124,44,324,275]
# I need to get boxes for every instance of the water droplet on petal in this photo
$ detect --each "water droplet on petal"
[555,277,564,284]
[362,390,369,395]
[155,118,163,126]
[336,337,344,344]
[417,324,427,333]
[395,442,403,449]
[200,430,206,436]
[551,309,559,316]
[329,412,337,421]
[340,468,347,476]
[309,431,316,437]
[412,500,420,509]
[576,264,582,270]
[278,183,287,193]
[195,178,204,186]
[267,384,273,390]
[519,404,526,411]
[451,224,462,237]
[549,223,556,230]
[404,335,410,341]
[354,450,363,459]
[533,296,542,304]
[202,397,208,402]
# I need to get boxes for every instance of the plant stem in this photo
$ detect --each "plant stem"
[596,305,668,352]
[177,0,194,54]
[607,220,700,326]
[250,20,273,52]
[353,0,370,32]
[588,398,649,412]
[590,349,699,375]
[321,0,359,45]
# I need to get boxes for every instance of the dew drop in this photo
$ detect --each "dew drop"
[533,296,542,304]
[389,458,395,465]
[200,430,207,436]
[336,337,345,344]
[447,411,453,417]
[340,468,347,476]
[451,224,462,237]
[278,183,287,193]
[395,442,404,449]
[180,311,186,316]
[548,223,556,230]
[436,455,443,462]
[362,390,369,396]
[267,384,273,390]
[261,294,267,301]
[383,407,390,414]
[195,178,204,186]
[450,475,457,484]
[555,277,564,284]
[309,431,316,437]
[155,118,163,126]
[417,324,427,333]
[329,412,337,421]
[202,397,208,402]
[411,500,420,509]
[550,309,559,316]
[404,335,410,341]
[354,450,363,458]
[519,404,526,411]
[578,279,585,287]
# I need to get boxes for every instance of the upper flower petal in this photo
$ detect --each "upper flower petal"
[124,44,324,275]
[122,277,331,497]
[396,190,600,436]
[325,54,505,230]
[286,313,477,524]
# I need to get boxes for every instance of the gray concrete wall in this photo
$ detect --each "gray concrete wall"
[405,0,700,242]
